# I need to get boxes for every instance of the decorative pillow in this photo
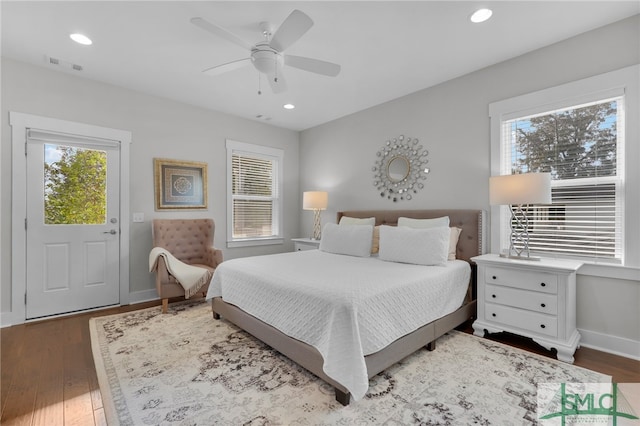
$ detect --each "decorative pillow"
[397,216,450,229]
[371,226,380,254]
[449,227,463,260]
[319,223,373,257]
[339,216,376,226]
[339,217,378,254]
[378,225,450,266]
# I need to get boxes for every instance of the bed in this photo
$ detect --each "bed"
[207,209,485,405]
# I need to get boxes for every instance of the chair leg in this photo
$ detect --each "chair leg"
[162,298,168,314]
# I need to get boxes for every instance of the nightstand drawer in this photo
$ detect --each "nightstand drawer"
[295,243,316,251]
[485,284,558,314]
[292,238,321,252]
[485,302,558,337]
[485,266,558,294]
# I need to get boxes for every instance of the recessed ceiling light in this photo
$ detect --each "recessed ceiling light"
[283,104,295,110]
[470,8,493,23]
[70,33,92,45]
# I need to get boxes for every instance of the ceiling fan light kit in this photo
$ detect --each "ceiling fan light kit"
[251,43,283,75]
[191,9,341,94]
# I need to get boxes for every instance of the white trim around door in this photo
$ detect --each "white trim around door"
[9,112,131,325]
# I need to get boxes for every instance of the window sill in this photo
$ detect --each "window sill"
[227,237,284,248]
[498,251,639,282]
[577,262,640,282]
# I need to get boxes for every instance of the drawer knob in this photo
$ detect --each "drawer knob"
[541,303,546,308]
[492,313,496,317]
[540,282,546,287]
[492,275,497,280]
[540,324,546,329]
[492,294,496,298]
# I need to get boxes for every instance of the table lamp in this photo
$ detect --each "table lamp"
[490,173,551,260]
[303,191,328,240]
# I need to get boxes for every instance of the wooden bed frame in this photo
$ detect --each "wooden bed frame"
[211,209,485,405]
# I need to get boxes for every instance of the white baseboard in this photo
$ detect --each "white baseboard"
[128,289,160,305]
[579,328,640,361]
[0,290,160,328]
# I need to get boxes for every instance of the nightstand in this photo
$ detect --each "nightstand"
[292,238,321,251]
[471,254,583,363]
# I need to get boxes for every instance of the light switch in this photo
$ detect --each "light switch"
[132,212,144,223]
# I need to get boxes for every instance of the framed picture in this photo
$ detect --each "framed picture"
[154,158,208,210]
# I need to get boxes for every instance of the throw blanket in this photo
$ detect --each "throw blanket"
[149,247,212,298]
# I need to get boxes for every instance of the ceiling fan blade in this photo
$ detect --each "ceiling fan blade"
[284,55,341,77]
[191,17,253,51]
[270,10,313,52]
[202,58,251,76]
[267,73,287,93]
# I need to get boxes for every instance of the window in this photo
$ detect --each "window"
[500,98,623,260]
[490,65,639,268]
[226,140,283,247]
[44,143,108,225]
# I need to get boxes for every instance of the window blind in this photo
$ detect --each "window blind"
[231,153,277,239]
[500,97,624,261]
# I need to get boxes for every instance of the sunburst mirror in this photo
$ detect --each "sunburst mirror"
[372,135,430,202]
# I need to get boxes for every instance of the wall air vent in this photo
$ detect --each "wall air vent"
[45,56,83,71]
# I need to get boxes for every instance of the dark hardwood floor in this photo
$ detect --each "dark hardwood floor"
[2,300,638,425]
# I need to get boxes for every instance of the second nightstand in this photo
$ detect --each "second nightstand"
[471,253,583,363]
[292,238,321,251]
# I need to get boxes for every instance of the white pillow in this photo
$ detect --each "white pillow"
[339,216,376,226]
[449,227,462,260]
[397,216,450,229]
[319,223,373,257]
[378,225,450,266]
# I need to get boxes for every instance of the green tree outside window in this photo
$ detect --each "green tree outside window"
[44,144,107,225]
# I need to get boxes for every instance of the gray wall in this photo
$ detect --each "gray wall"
[1,58,300,313]
[299,16,640,353]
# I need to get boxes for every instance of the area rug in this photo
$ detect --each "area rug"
[90,301,608,425]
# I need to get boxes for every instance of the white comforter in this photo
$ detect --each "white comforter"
[206,250,470,401]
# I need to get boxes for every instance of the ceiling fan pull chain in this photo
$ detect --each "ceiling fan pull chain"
[274,55,279,83]
[257,72,262,95]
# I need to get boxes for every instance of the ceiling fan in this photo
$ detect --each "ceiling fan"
[191,9,341,94]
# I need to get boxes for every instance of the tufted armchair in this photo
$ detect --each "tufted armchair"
[152,219,223,313]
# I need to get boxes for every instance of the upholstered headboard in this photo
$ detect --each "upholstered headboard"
[336,209,486,263]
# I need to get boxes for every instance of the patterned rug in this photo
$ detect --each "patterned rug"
[89,301,608,425]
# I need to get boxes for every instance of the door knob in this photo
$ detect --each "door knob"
[103,229,117,235]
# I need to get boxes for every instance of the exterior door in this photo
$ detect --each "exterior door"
[25,130,121,319]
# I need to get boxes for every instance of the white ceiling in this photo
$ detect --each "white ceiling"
[2,1,638,131]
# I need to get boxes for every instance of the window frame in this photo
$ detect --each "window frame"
[226,139,284,248]
[489,65,639,276]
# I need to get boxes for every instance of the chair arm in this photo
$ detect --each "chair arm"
[205,247,224,269]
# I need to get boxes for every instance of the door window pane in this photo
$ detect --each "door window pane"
[44,144,107,225]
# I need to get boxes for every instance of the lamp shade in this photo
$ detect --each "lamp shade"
[303,191,328,210]
[490,173,551,205]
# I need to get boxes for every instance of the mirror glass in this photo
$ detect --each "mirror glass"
[387,156,410,182]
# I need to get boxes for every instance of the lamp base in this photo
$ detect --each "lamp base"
[499,253,542,261]
[311,209,322,240]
